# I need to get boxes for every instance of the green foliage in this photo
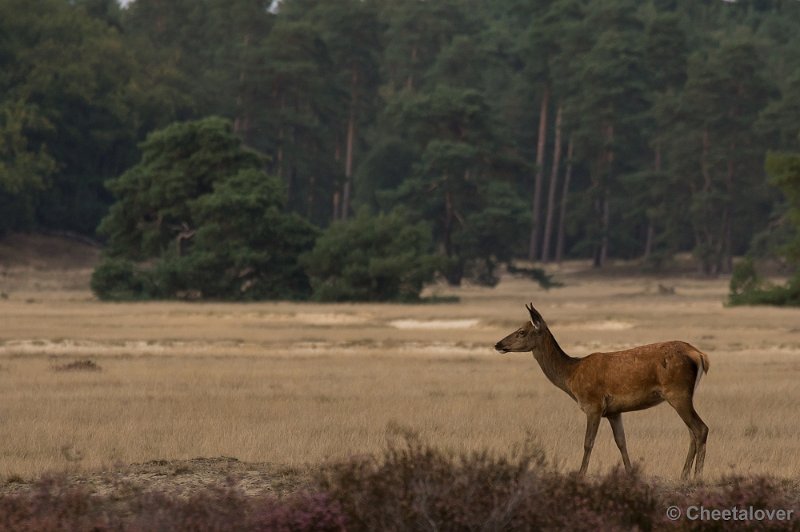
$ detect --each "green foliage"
[383,85,533,285]
[0,101,56,233]
[728,261,800,307]
[506,263,563,290]
[0,0,195,235]
[90,257,153,301]
[456,181,531,286]
[93,117,317,301]
[729,152,800,306]
[99,117,265,258]
[301,210,438,302]
[766,151,800,262]
[728,257,763,300]
[5,0,800,285]
[162,170,319,300]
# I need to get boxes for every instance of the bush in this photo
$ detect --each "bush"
[301,210,439,302]
[251,492,348,532]
[455,181,531,287]
[315,437,662,531]
[93,118,318,301]
[731,152,800,307]
[728,257,800,306]
[90,257,153,300]
[2,448,798,531]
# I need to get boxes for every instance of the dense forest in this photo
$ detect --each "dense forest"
[2,0,800,298]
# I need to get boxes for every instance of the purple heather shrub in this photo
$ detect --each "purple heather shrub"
[0,450,796,531]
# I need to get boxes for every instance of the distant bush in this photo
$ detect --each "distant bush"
[90,257,153,301]
[93,118,318,301]
[52,360,101,372]
[732,152,800,307]
[300,209,439,302]
[728,257,800,306]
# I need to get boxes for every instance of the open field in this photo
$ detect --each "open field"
[1,236,799,489]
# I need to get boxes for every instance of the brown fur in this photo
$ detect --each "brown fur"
[495,303,710,479]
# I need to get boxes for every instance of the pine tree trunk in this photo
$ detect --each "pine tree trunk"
[277,135,284,179]
[541,105,563,263]
[406,46,417,90]
[596,124,614,268]
[643,223,655,260]
[277,92,285,180]
[643,144,662,262]
[332,142,342,222]
[307,175,315,220]
[527,87,550,261]
[233,33,252,141]
[721,211,732,274]
[332,192,340,222]
[697,128,713,275]
[599,191,610,267]
[444,184,453,258]
[555,135,574,264]
[341,68,359,220]
[443,183,463,285]
[722,148,735,273]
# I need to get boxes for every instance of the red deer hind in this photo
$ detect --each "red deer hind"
[494,303,710,479]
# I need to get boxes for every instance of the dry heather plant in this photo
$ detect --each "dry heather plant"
[51,360,101,372]
[0,444,796,531]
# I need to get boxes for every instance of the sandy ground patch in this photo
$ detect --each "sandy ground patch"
[389,318,481,329]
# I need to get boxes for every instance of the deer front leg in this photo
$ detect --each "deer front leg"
[608,413,633,474]
[578,412,601,475]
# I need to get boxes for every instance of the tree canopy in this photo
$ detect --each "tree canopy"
[93,117,317,300]
[4,0,800,300]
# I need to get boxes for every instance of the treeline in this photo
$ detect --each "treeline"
[3,0,800,285]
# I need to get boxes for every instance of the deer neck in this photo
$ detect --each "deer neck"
[532,331,576,398]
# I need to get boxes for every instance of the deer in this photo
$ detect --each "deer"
[494,303,710,479]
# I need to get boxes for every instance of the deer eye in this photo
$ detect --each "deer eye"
[517,330,525,336]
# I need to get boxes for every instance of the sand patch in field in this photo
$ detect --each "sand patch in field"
[0,339,225,357]
[557,320,634,331]
[255,312,370,325]
[395,341,490,357]
[389,318,480,330]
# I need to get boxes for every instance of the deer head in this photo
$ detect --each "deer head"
[494,303,548,354]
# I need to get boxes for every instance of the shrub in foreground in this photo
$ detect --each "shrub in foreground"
[1,446,797,531]
[316,438,660,531]
[0,478,347,532]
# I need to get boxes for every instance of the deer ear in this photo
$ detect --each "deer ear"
[526,303,543,330]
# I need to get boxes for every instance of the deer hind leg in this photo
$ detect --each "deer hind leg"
[578,412,601,476]
[607,413,633,474]
[666,394,709,480]
[692,410,709,477]
[680,431,697,480]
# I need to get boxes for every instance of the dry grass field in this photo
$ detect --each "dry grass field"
[0,235,799,487]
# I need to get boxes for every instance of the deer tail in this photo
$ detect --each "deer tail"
[698,352,710,373]
[688,349,709,391]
